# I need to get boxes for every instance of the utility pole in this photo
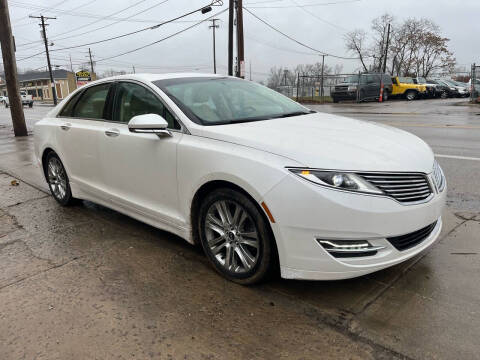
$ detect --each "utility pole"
[69,54,74,72]
[209,19,219,74]
[382,23,391,74]
[235,0,245,78]
[0,0,28,136]
[30,15,57,105]
[227,0,234,76]
[88,48,94,77]
[132,65,136,74]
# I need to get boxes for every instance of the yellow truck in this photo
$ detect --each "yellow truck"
[391,77,427,100]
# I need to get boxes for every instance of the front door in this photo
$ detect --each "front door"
[98,81,184,226]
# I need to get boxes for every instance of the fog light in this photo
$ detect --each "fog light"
[317,239,385,258]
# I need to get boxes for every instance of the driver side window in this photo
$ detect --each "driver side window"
[113,82,180,129]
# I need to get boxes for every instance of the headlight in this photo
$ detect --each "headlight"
[432,161,445,192]
[347,85,357,91]
[288,169,383,195]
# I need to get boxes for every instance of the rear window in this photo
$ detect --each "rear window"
[58,91,83,117]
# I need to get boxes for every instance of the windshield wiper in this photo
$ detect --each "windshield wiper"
[270,110,315,119]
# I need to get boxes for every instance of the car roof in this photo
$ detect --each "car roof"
[97,72,227,83]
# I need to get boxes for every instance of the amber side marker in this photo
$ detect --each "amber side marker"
[261,201,275,223]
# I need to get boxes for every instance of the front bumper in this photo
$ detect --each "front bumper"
[262,173,446,280]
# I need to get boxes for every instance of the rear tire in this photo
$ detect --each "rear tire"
[332,97,339,103]
[43,152,77,206]
[197,188,276,285]
[28,102,33,108]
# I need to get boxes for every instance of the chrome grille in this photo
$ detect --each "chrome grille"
[357,172,432,203]
[335,85,348,92]
[433,161,445,192]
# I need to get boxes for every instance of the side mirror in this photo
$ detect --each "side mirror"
[128,113,171,137]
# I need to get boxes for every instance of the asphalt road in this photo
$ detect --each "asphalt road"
[0,99,479,359]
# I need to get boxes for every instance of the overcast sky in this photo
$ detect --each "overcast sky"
[5,0,480,81]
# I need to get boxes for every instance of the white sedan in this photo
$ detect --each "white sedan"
[34,73,446,284]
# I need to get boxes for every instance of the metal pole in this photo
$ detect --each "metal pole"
[236,0,244,78]
[0,0,27,136]
[228,0,234,76]
[88,48,94,76]
[132,65,136,74]
[320,54,325,103]
[296,73,299,101]
[209,19,219,74]
[382,23,391,74]
[31,15,57,105]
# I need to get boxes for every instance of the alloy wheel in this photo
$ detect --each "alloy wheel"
[204,200,260,273]
[47,157,67,201]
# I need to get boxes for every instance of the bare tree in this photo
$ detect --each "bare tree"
[346,15,455,77]
[344,30,369,72]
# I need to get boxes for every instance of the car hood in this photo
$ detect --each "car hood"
[194,112,434,173]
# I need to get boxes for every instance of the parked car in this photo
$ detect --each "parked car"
[425,79,453,98]
[391,77,427,100]
[0,95,6,104]
[413,77,438,98]
[437,79,469,98]
[430,79,460,97]
[34,73,446,284]
[331,73,393,103]
[5,90,34,108]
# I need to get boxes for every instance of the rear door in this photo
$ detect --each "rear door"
[57,82,113,196]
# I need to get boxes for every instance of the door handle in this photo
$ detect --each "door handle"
[60,123,71,131]
[105,129,120,137]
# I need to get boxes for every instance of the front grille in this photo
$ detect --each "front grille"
[357,172,432,203]
[386,221,437,251]
[335,85,348,92]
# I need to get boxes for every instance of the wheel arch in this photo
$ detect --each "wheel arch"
[190,179,274,247]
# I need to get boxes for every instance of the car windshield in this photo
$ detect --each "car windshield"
[154,77,313,126]
[341,75,359,83]
[398,77,414,84]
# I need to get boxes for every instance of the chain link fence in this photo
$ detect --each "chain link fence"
[272,73,386,103]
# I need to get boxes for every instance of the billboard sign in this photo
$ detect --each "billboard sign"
[75,70,92,87]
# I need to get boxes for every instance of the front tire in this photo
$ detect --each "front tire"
[405,90,416,101]
[197,188,275,285]
[44,152,76,206]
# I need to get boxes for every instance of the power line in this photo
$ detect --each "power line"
[11,0,70,24]
[243,7,358,59]
[96,8,228,63]
[246,0,360,8]
[49,1,224,53]
[46,0,169,44]
[15,0,150,46]
[288,0,348,31]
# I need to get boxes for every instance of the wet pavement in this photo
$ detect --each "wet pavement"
[0,100,479,359]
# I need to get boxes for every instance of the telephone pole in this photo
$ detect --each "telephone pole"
[132,65,136,74]
[30,15,57,105]
[88,48,95,76]
[227,0,234,76]
[235,0,245,78]
[382,23,391,74]
[209,19,219,74]
[0,0,28,136]
[320,54,326,100]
